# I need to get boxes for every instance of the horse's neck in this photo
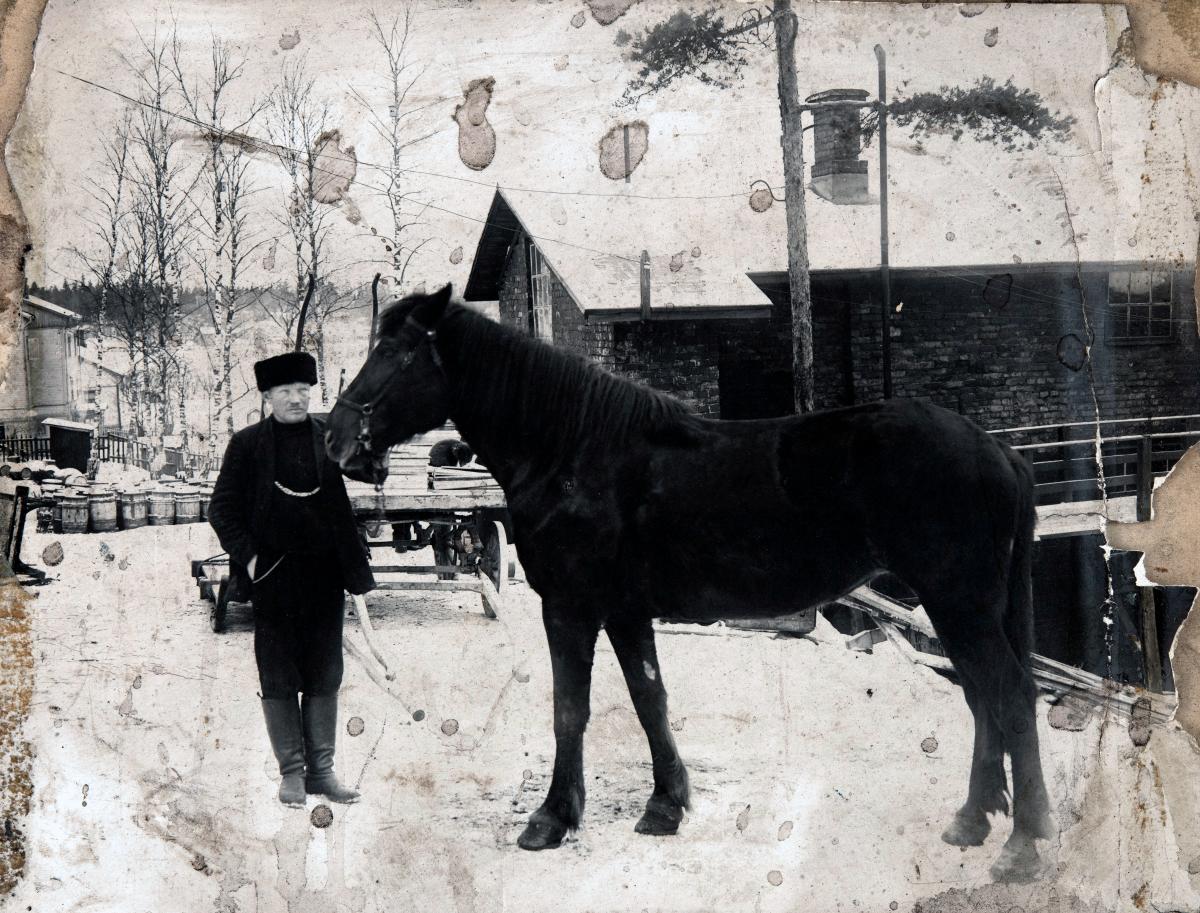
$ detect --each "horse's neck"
[441,315,578,486]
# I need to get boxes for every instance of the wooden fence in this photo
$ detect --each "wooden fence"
[991,414,1200,509]
[0,436,51,462]
[0,431,197,473]
[94,433,152,469]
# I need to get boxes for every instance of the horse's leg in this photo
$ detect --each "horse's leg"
[939,673,1008,847]
[606,616,690,835]
[933,610,1052,882]
[517,609,600,851]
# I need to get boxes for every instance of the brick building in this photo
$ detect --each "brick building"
[464,189,1200,433]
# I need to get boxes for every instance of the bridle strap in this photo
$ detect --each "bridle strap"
[335,314,444,453]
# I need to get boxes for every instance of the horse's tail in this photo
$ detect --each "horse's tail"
[1003,450,1038,671]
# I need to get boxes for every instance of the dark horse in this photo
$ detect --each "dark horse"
[326,285,1054,882]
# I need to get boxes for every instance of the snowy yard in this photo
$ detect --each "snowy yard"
[8,522,1200,913]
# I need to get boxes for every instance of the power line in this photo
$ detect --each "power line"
[58,68,1195,329]
[55,68,763,204]
[57,67,649,264]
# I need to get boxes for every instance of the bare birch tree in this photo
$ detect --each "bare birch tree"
[264,56,338,401]
[348,6,439,298]
[169,34,267,457]
[77,111,134,369]
[126,30,197,444]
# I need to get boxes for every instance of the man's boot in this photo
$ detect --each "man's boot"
[261,697,307,807]
[302,693,361,803]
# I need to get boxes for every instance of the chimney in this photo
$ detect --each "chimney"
[805,89,870,204]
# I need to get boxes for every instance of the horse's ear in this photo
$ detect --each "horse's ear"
[414,283,452,327]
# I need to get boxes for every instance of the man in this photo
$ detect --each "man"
[208,351,375,808]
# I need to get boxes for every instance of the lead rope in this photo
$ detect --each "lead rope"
[369,470,387,538]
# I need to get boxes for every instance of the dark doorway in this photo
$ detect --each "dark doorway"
[47,425,91,473]
[718,359,794,420]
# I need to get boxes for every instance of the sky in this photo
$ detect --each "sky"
[12,0,1188,304]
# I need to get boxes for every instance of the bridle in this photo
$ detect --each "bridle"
[335,314,443,465]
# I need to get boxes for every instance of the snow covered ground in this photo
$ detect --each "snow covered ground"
[8,521,1200,913]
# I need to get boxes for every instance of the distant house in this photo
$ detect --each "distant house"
[0,296,84,436]
[77,353,129,431]
[0,295,135,439]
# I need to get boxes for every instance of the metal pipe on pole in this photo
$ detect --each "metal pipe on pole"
[874,44,892,400]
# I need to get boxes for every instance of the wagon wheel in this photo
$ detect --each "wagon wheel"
[431,526,458,581]
[212,576,231,634]
[476,518,510,595]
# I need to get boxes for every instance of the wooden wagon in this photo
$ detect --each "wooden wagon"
[343,425,514,621]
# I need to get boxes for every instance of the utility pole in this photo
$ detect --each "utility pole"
[773,0,815,414]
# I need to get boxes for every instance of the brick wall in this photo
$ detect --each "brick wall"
[612,321,721,417]
[496,235,615,367]
[499,234,1200,431]
[766,266,1200,430]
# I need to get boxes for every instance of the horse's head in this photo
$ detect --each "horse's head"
[326,284,453,484]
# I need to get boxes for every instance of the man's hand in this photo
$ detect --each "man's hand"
[248,555,258,579]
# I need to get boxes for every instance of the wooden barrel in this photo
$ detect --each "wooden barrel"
[51,496,63,533]
[198,487,213,520]
[88,490,118,533]
[175,488,201,525]
[119,491,148,529]
[147,490,176,526]
[60,493,89,534]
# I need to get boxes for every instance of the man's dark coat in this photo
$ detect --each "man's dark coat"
[207,416,375,596]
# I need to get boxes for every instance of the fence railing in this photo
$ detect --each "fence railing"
[991,414,1200,511]
[0,436,51,462]
[94,433,152,469]
[0,432,197,474]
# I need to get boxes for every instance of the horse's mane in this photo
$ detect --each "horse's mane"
[381,297,699,465]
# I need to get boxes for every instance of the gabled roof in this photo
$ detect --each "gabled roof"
[464,187,774,319]
[22,295,80,321]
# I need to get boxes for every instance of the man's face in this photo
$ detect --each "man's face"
[265,383,312,424]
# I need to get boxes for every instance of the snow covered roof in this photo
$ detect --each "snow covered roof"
[464,188,774,318]
[41,417,95,431]
[23,295,80,321]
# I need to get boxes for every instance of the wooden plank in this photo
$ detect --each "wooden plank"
[347,491,506,512]
[876,620,954,672]
[374,578,486,594]
[369,565,461,574]
[726,609,817,636]
[1141,587,1164,693]
[476,574,501,619]
[842,586,935,637]
[370,575,499,619]
[846,585,1176,724]
[348,594,394,679]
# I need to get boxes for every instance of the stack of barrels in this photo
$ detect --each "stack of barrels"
[44,478,215,534]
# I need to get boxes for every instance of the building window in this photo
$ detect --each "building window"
[1108,269,1173,341]
[528,245,554,342]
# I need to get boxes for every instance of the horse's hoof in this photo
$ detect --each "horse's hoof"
[989,838,1043,883]
[517,819,566,851]
[634,803,683,836]
[941,811,990,847]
